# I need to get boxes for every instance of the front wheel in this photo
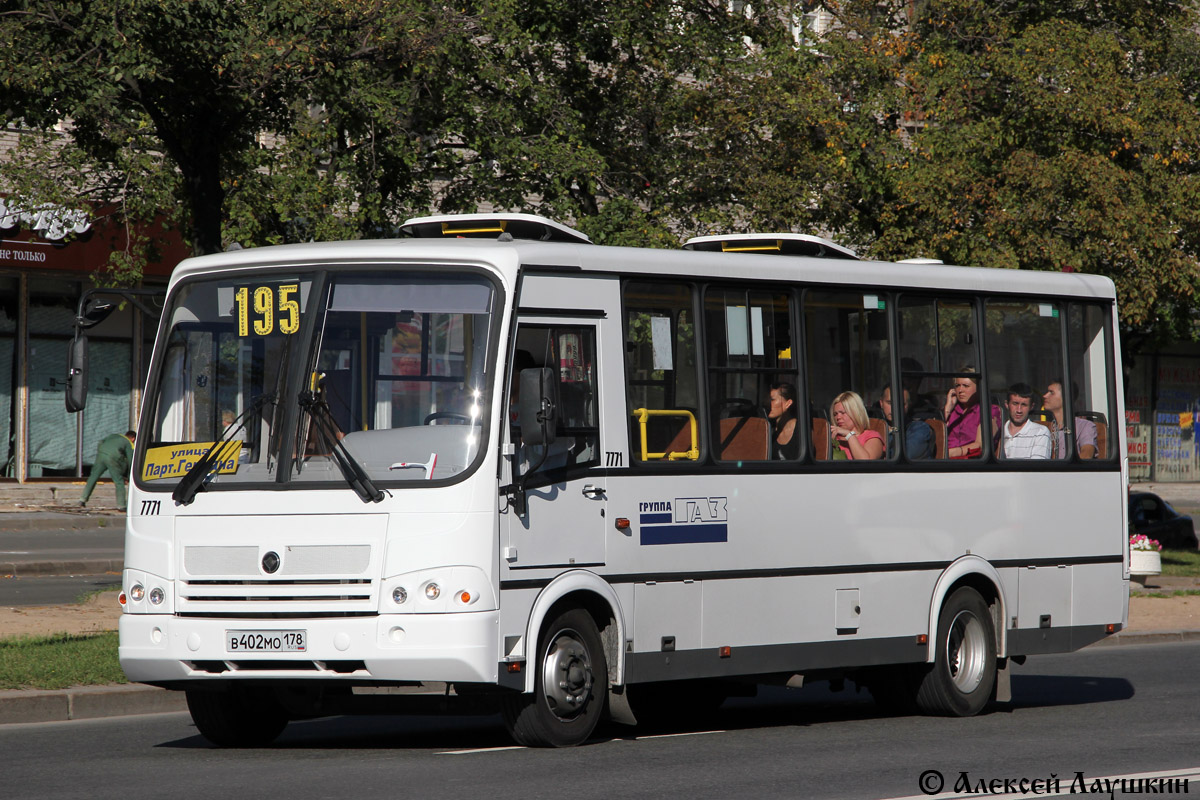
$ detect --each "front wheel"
[915,587,997,716]
[186,687,289,747]
[503,608,608,747]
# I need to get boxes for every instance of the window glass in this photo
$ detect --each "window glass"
[296,274,493,483]
[898,295,983,459]
[81,341,132,472]
[511,325,600,473]
[1066,303,1115,460]
[0,278,16,475]
[624,282,701,463]
[985,300,1062,460]
[704,286,794,461]
[803,289,892,462]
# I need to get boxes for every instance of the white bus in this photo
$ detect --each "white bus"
[115,214,1129,747]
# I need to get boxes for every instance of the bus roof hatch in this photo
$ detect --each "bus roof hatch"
[400,213,592,245]
[683,232,858,259]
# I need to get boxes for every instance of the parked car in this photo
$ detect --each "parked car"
[1129,491,1198,549]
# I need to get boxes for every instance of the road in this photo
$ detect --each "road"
[6,641,1200,800]
[0,527,124,605]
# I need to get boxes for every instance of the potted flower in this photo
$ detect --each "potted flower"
[1129,533,1163,580]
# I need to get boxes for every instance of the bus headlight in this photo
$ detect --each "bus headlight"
[380,566,495,613]
[130,584,145,602]
[149,587,165,605]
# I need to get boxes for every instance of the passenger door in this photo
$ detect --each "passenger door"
[503,318,607,569]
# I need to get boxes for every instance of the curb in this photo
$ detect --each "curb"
[0,515,121,533]
[0,684,186,725]
[0,559,122,577]
[1088,629,1200,647]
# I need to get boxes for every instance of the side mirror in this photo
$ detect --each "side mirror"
[79,299,117,329]
[518,367,557,448]
[66,335,88,412]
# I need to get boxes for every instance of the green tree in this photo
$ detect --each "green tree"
[820,0,1200,336]
[0,0,466,263]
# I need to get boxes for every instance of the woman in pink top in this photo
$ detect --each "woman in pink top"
[943,370,1000,459]
[830,391,884,460]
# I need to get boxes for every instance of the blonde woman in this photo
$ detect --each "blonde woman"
[829,391,884,460]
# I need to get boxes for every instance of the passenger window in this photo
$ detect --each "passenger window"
[803,289,893,462]
[897,296,983,459]
[624,282,702,463]
[984,300,1064,459]
[511,325,600,472]
[1066,303,1116,460]
[704,286,794,462]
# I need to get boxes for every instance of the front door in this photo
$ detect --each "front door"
[503,318,606,569]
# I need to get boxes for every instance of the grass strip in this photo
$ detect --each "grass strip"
[1161,549,1200,577]
[1130,589,1200,599]
[0,632,125,690]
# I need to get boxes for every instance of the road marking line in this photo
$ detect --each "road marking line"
[882,766,1200,800]
[436,729,724,754]
[633,730,724,740]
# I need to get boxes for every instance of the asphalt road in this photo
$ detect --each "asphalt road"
[0,573,121,605]
[0,527,124,564]
[0,527,124,605]
[6,641,1200,800]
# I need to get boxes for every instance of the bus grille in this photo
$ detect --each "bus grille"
[178,578,376,615]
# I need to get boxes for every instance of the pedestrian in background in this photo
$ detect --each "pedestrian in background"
[81,430,136,512]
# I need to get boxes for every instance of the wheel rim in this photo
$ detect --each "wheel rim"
[944,609,987,694]
[540,628,594,721]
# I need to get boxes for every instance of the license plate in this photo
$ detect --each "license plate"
[226,630,306,653]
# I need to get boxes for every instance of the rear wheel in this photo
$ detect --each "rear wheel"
[503,608,608,747]
[186,687,289,747]
[915,587,997,716]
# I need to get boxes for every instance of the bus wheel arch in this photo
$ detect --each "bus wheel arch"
[522,573,626,696]
[926,557,1007,663]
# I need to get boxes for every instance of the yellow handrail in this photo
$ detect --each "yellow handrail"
[631,408,699,461]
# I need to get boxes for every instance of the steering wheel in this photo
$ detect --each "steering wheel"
[424,412,473,425]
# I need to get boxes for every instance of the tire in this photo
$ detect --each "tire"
[915,587,997,717]
[502,608,608,747]
[186,687,289,747]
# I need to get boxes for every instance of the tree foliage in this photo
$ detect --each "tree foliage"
[814,0,1200,336]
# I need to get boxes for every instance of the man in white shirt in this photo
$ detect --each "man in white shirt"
[1001,383,1051,459]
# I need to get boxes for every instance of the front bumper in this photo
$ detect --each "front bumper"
[119,611,499,685]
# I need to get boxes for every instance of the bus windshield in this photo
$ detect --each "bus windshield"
[140,269,497,492]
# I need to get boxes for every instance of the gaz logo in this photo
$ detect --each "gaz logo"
[675,497,727,524]
[638,497,728,545]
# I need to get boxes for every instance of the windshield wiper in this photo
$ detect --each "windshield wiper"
[172,394,275,506]
[297,390,384,503]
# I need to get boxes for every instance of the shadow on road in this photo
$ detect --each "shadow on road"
[1008,674,1135,708]
[153,673,1134,751]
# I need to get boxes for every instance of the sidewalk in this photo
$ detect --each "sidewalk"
[0,480,1197,726]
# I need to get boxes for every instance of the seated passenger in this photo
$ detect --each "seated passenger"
[1043,379,1098,459]
[879,386,934,459]
[943,367,1000,459]
[1001,382,1051,459]
[830,391,884,460]
[767,381,799,460]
